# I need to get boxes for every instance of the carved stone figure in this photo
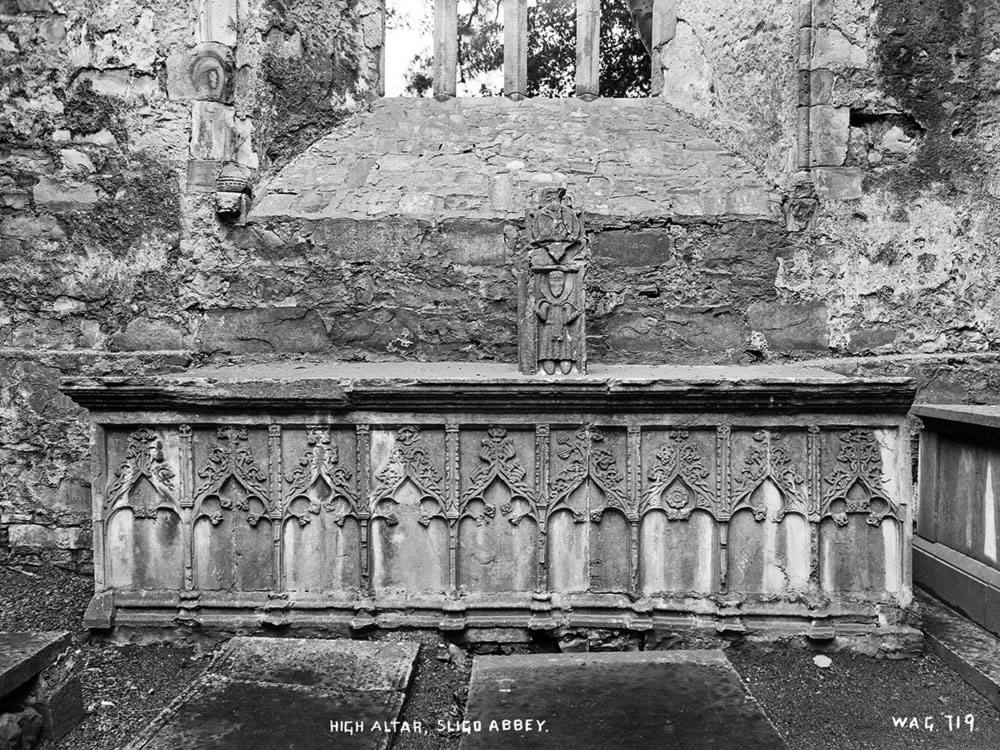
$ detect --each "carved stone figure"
[519,188,589,375]
[536,270,580,375]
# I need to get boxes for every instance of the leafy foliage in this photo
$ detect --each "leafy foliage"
[401,0,650,98]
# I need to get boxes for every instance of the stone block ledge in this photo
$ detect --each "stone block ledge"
[61,362,916,415]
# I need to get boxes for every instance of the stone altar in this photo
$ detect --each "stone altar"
[62,362,917,642]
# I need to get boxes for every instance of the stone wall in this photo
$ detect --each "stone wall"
[3,0,1000,568]
[0,0,382,569]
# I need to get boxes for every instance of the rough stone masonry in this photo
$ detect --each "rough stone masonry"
[2,0,1000,568]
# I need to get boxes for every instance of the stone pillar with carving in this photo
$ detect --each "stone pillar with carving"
[518,188,589,376]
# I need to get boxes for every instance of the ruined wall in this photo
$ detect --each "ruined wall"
[0,0,381,568]
[656,0,802,182]
[655,0,1000,402]
[3,0,1000,567]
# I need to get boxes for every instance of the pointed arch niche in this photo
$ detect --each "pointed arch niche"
[280,426,362,595]
[191,427,274,591]
[457,426,539,594]
[104,428,184,590]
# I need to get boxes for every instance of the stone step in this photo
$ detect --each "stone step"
[0,631,83,747]
[919,589,1000,711]
[126,638,418,750]
[459,649,788,749]
[0,631,70,700]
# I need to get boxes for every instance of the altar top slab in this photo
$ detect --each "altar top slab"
[62,362,916,415]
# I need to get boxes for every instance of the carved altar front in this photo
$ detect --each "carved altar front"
[64,363,917,641]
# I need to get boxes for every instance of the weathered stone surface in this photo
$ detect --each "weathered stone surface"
[253,98,779,223]
[126,638,418,750]
[847,326,898,352]
[812,26,867,69]
[111,318,185,351]
[809,105,850,167]
[190,101,234,160]
[918,590,1000,711]
[194,308,329,353]
[812,166,862,199]
[166,43,236,103]
[31,176,100,211]
[0,631,70,699]
[461,651,787,749]
[7,524,56,549]
[197,0,237,46]
[0,708,42,750]
[747,301,829,351]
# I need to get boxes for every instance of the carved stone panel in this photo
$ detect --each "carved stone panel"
[369,426,450,594]
[639,429,720,595]
[280,426,362,594]
[727,430,811,595]
[546,425,630,593]
[87,410,912,631]
[818,429,901,594]
[457,426,539,593]
[820,429,900,527]
[104,428,183,590]
[191,427,274,591]
[518,188,590,376]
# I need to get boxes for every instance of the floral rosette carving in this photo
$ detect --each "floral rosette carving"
[641,430,715,521]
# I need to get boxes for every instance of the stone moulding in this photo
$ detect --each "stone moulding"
[62,363,918,640]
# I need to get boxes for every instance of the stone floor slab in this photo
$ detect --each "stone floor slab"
[0,631,70,699]
[126,638,418,750]
[919,589,1000,711]
[460,650,787,750]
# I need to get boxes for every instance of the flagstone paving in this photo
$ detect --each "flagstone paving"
[124,638,418,750]
[458,650,787,750]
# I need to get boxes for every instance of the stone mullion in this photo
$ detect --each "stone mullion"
[267,425,283,592]
[356,425,372,596]
[584,424,596,591]
[433,0,458,99]
[446,424,460,597]
[716,425,731,593]
[797,1,812,170]
[503,0,528,99]
[178,424,194,591]
[535,424,550,591]
[897,418,915,596]
[575,0,600,100]
[627,425,641,595]
[92,424,109,593]
[807,426,821,588]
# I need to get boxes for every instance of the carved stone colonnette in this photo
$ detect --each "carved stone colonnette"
[63,364,917,638]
